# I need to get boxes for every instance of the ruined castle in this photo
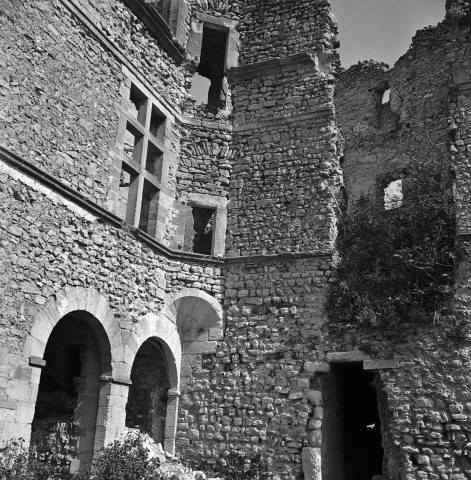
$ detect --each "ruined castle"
[1,0,471,478]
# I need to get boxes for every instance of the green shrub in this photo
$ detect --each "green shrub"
[80,434,162,480]
[0,438,56,480]
[0,435,163,480]
[328,163,455,329]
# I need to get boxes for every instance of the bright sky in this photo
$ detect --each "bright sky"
[329,0,446,68]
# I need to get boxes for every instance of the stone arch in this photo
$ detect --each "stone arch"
[126,312,182,454]
[161,287,224,354]
[23,287,123,374]
[20,287,123,469]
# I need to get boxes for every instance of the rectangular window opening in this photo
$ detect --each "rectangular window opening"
[139,180,160,237]
[146,141,164,180]
[118,163,139,224]
[124,122,144,163]
[384,179,403,210]
[150,106,166,141]
[129,83,148,125]
[197,25,229,113]
[191,206,215,255]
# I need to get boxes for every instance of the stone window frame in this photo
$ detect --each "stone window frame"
[302,353,400,480]
[186,193,227,257]
[187,13,239,78]
[110,67,175,243]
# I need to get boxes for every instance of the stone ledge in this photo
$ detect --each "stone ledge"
[228,52,318,83]
[181,115,233,132]
[233,108,335,133]
[457,81,471,93]
[101,375,132,386]
[363,359,400,370]
[0,146,224,267]
[226,250,334,265]
[325,351,370,363]
[456,231,471,242]
[305,361,331,373]
[29,356,46,367]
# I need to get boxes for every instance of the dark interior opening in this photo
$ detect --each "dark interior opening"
[145,141,164,179]
[197,25,228,113]
[129,83,147,125]
[126,340,170,445]
[341,364,384,480]
[139,180,159,236]
[32,312,104,472]
[191,206,215,255]
[124,122,144,161]
[150,105,166,141]
[33,317,86,421]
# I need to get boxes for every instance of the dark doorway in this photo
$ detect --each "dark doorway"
[32,312,103,474]
[196,25,228,113]
[125,340,170,445]
[343,364,383,480]
[322,363,384,480]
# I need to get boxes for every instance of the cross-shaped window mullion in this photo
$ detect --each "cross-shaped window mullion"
[117,82,167,240]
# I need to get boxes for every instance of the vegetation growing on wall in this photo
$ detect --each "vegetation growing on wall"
[327,163,455,329]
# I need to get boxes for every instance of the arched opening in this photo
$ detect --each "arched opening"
[31,311,108,474]
[125,339,170,445]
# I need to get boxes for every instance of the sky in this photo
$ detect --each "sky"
[329,0,446,68]
[190,0,446,103]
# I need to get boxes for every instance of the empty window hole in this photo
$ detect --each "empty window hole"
[384,179,403,210]
[124,123,144,162]
[197,26,229,113]
[146,141,163,179]
[192,206,215,255]
[139,180,160,236]
[150,106,166,140]
[129,84,147,124]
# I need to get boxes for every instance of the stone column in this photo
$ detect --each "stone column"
[164,388,180,455]
[95,376,131,451]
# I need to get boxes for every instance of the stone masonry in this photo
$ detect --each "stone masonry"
[0,0,471,479]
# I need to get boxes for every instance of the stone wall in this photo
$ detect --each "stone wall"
[330,8,471,480]
[178,255,335,478]
[227,64,342,256]
[0,0,121,205]
[335,22,452,207]
[237,0,338,65]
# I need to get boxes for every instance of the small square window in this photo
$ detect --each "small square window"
[150,106,166,141]
[118,163,138,224]
[139,180,160,237]
[129,84,147,125]
[384,179,403,210]
[146,141,164,180]
[189,206,215,255]
[124,122,144,162]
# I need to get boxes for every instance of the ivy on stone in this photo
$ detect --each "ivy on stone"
[328,163,455,328]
